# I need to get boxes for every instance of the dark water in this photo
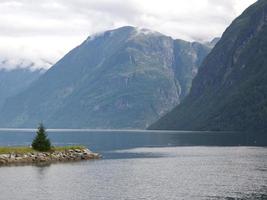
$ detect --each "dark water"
[0,129,267,200]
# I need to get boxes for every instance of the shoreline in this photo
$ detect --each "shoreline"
[0,146,101,166]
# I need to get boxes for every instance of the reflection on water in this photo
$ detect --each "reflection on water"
[0,147,266,200]
[0,130,267,200]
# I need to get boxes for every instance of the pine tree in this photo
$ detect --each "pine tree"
[32,123,51,151]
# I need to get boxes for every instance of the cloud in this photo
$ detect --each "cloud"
[0,0,257,69]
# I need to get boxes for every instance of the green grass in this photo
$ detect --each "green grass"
[0,146,86,154]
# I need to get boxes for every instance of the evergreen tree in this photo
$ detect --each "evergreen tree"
[32,123,51,151]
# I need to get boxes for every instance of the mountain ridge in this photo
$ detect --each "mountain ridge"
[149,0,267,132]
[0,26,211,129]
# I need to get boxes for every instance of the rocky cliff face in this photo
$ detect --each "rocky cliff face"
[149,0,267,132]
[0,26,211,129]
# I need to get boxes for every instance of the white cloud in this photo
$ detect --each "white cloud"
[0,0,257,69]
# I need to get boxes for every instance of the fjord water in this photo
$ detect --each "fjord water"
[0,130,267,200]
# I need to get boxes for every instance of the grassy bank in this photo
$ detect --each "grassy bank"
[0,146,85,154]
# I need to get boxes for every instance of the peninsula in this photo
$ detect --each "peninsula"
[0,124,100,166]
[0,146,100,166]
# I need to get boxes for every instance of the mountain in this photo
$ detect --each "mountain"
[205,37,220,48]
[0,68,43,109]
[0,26,211,129]
[149,0,267,132]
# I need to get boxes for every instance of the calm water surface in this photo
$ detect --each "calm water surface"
[0,129,266,200]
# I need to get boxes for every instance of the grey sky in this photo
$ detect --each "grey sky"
[0,0,257,69]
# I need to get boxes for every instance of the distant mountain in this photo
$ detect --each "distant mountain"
[0,26,211,128]
[149,0,267,132]
[205,37,220,48]
[0,68,43,109]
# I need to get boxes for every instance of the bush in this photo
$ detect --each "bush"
[32,123,51,151]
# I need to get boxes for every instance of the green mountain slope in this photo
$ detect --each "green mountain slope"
[0,26,210,129]
[0,68,43,109]
[149,0,267,131]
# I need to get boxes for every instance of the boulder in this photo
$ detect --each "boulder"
[74,149,82,153]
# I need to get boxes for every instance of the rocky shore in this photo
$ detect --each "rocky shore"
[0,148,101,166]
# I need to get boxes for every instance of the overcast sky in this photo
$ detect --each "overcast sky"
[0,0,257,70]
